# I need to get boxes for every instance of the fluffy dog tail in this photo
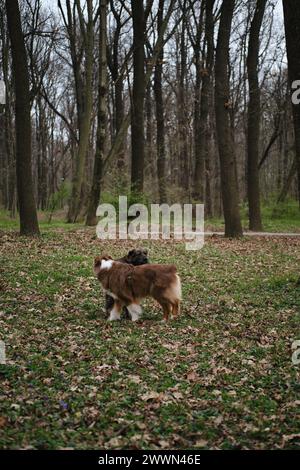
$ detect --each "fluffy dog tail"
[172,274,182,301]
[164,274,181,319]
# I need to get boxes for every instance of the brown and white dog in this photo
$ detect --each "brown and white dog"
[105,249,149,319]
[94,256,181,322]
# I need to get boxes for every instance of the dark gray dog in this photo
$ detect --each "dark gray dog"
[105,249,149,318]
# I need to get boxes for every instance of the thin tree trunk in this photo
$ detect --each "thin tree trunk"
[215,0,243,237]
[65,0,94,223]
[277,155,297,203]
[193,0,214,203]
[247,0,266,231]
[282,0,300,208]
[145,82,155,184]
[109,1,125,173]
[86,0,107,226]
[36,96,48,210]
[154,0,167,203]
[103,0,175,175]
[177,0,189,192]
[5,0,39,235]
[131,0,145,193]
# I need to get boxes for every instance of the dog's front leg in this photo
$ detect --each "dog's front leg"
[108,300,122,321]
[127,303,142,322]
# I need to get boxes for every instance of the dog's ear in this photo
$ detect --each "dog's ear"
[128,250,135,257]
[142,249,148,256]
[94,256,102,266]
[94,256,102,275]
[102,255,112,260]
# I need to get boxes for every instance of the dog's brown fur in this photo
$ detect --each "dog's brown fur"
[94,255,181,321]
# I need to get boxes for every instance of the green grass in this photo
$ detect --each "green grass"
[1,198,299,234]
[0,221,299,449]
[0,210,82,231]
[206,199,300,232]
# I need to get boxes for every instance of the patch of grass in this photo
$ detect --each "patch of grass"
[0,226,299,449]
[205,199,300,232]
[0,209,82,231]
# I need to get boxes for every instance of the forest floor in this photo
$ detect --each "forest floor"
[0,224,299,449]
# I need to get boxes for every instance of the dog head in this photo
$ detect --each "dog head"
[124,248,149,266]
[94,255,113,275]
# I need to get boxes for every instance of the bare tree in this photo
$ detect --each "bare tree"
[58,0,95,222]
[131,0,146,193]
[282,0,300,207]
[177,0,189,193]
[154,0,167,203]
[107,1,130,174]
[86,0,108,226]
[192,0,215,207]
[215,0,243,237]
[246,0,266,230]
[5,0,39,235]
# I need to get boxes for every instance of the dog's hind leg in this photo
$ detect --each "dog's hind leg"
[170,300,180,319]
[160,302,172,322]
[127,303,142,322]
[105,294,115,319]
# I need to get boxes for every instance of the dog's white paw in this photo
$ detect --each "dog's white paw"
[108,308,121,321]
[127,304,142,322]
[131,314,141,322]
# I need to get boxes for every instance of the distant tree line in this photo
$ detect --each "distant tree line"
[0,0,299,236]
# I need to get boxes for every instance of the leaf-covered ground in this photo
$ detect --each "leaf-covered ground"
[0,227,299,449]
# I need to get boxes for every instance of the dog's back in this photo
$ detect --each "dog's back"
[130,264,181,305]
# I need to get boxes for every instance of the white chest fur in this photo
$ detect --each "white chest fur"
[105,289,118,300]
[101,259,113,270]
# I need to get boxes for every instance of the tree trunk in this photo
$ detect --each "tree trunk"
[65,0,94,223]
[247,0,266,231]
[5,0,39,235]
[277,155,297,203]
[36,96,48,210]
[145,82,155,184]
[86,0,107,226]
[131,0,145,193]
[215,0,243,237]
[282,0,300,208]
[104,0,175,176]
[193,0,214,203]
[177,1,189,193]
[109,1,125,173]
[154,0,167,203]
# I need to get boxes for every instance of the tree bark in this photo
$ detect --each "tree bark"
[5,0,39,235]
[177,0,189,192]
[109,0,126,173]
[193,0,214,203]
[131,0,145,193]
[86,0,107,226]
[154,0,167,203]
[246,0,266,231]
[36,96,48,210]
[282,0,300,208]
[103,0,175,176]
[215,0,243,237]
[63,0,94,223]
[277,155,297,203]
